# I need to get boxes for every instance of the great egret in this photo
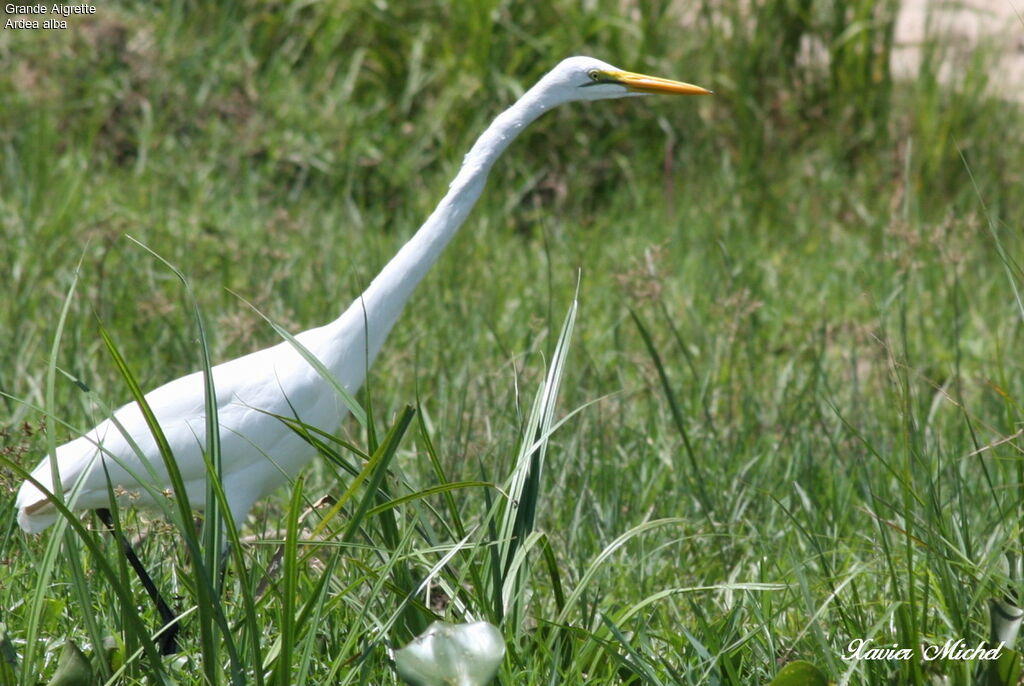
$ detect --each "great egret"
[15,54,708,655]
[17,56,709,534]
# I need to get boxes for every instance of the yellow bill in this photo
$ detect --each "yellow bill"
[610,70,712,96]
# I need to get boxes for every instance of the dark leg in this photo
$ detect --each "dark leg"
[96,508,180,656]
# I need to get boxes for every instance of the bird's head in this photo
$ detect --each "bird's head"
[539,56,712,105]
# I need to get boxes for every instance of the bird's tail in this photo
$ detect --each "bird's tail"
[15,459,61,533]
[17,502,59,533]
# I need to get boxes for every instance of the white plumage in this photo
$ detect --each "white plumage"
[16,56,710,534]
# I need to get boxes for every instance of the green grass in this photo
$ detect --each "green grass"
[1,0,1023,684]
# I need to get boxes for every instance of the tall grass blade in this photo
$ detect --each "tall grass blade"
[271,475,306,686]
[629,308,713,515]
[23,258,81,686]
[98,327,242,681]
[497,293,577,623]
[124,236,247,681]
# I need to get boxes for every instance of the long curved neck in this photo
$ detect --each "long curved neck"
[317,83,556,380]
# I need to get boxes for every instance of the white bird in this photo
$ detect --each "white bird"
[16,56,710,534]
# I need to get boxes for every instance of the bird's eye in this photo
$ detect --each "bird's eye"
[588,69,601,81]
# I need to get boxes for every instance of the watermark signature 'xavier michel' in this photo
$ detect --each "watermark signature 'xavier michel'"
[843,638,1005,662]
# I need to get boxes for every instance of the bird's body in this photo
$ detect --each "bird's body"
[17,321,354,532]
[16,56,709,534]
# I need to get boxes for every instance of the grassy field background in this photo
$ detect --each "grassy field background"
[1,0,1023,684]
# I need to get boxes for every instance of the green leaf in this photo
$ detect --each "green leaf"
[768,660,830,686]
[45,641,92,686]
[987,648,1022,686]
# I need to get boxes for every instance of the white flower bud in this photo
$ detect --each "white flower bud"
[395,621,505,686]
